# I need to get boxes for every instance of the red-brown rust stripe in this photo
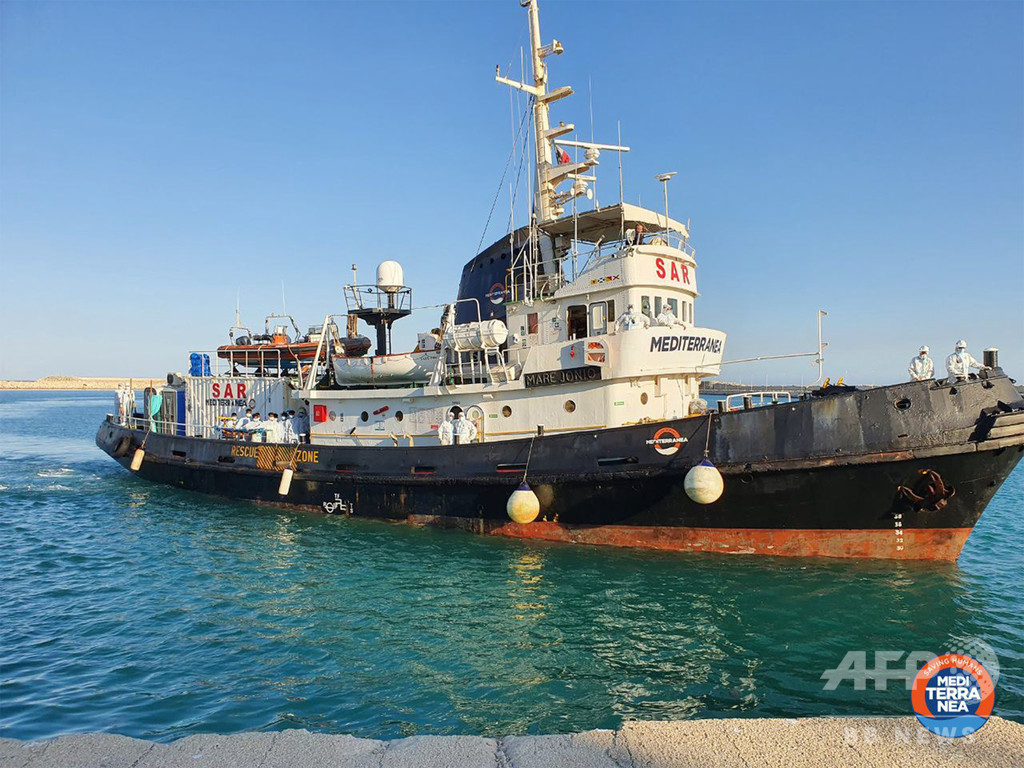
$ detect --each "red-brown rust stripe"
[406,515,971,561]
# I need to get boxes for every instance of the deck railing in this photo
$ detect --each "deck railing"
[117,414,309,443]
[188,348,291,379]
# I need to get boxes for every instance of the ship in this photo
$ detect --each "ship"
[96,0,1024,561]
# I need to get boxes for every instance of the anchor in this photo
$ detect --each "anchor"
[896,469,956,512]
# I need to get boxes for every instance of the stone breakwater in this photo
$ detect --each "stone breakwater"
[2,717,1022,768]
[0,377,161,391]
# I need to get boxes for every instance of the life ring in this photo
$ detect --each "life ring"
[113,435,133,458]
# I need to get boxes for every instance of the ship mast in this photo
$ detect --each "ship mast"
[496,0,594,225]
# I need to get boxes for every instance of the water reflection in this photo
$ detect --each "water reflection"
[505,548,549,621]
[2,389,1022,741]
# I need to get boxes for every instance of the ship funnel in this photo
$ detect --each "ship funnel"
[376,261,405,293]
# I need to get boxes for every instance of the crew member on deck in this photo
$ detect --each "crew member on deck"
[237,409,253,432]
[295,409,309,443]
[454,412,477,445]
[615,304,650,332]
[249,412,263,442]
[267,413,285,443]
[282,411,297,443]
[625,223,646,247]
[908,346,934,381]
[114,385,126,425]
[656,304,685,328]
[438,412,454,446]
[946,340,988,384]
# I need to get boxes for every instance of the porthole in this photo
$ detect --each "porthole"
[502,406,512,417]
[360,411,369,422]
[396,410,404,422]
[564,400,576,413]
[640,392,649,405]
[894,398,912,411]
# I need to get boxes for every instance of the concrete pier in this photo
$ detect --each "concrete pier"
[2,717,1022,768]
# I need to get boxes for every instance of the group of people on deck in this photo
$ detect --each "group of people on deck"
[908,341,991,384]
[437,411,478,446]
[223,408,309,443]
[615,303,686,332]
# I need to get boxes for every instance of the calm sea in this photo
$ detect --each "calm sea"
[1,390,1021,742]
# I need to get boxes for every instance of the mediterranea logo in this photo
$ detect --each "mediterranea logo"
[911,654,994,738]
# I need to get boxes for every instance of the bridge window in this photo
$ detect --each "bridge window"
[666,298,678,317]
[567,305,588,340]
[589,302,608,335]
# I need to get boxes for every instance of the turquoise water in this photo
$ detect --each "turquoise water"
[1,390,1021,742]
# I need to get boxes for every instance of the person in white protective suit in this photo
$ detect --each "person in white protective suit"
[249,412,265,441]
[282,411,297,443]
[237,409,253,431]
[945,340,988,384]
[438,412,455,446]
[265,413,285,443]
[294,409,309,443]
[615,304,650,332]
[908,346,934,381]
[656,305,686,328]
[454,412,478,445]
[114,385,125,424]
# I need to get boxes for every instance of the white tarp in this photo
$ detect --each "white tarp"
[185,377,293,437]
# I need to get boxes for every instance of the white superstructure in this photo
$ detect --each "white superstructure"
[186,0,727,447]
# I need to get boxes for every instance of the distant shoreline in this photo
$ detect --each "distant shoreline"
[0,376,163,391]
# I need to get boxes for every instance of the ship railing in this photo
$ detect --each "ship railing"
[343,284,414,314]
[504,265,566,304]
[723,391,794,412]
[120,414,309,443]
[566,232,696,284]
[444,346,525,386]
[188,348,290,379]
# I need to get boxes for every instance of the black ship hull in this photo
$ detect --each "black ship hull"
[96,372,1024,560]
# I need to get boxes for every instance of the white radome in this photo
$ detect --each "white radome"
[376,260,405,291]
[684,460,724,504]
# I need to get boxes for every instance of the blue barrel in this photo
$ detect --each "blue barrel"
[189,353,202,377]
[202,354,211,377]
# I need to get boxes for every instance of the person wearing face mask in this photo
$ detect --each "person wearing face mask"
[438,412,455,446]
[249,412,264,442]
[945,340,988,384]
[615,304,650,332]
[282,411,297,443]
[236,409,253,434]
[908,346,934,382]
[454,412,478,445]
[295,408,309,443]
[656,304,686,328]
[267,413,285,443]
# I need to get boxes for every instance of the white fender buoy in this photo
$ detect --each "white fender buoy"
[684,459,724,504]
[507,482,540,524]
[278,467,294,496]
[130,448,145,472]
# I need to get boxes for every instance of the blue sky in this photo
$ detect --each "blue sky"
[1,0,1021,384]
